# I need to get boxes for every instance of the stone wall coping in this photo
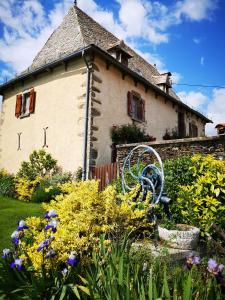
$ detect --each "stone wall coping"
[116,135,225,149]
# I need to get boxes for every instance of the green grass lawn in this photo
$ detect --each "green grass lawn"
[0,196,43,249]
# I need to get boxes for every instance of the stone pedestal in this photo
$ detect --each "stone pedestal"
[132,241,200,261]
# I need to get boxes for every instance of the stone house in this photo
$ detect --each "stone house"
[0,4,211,178]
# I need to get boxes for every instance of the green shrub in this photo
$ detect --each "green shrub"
[30,179,61,203]
[0,169,15,198]
[112,162,145,193]
[30,172,72,203]
[111,124,156,144]
[176,155,225,234]
[17,149,58,181]
[163,156,194,222]
[15,150,61,201]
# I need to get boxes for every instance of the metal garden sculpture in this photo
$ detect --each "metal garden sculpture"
[122,145,171,222]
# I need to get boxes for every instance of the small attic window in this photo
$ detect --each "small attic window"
[107,40,132,67]
[152,72,172,94]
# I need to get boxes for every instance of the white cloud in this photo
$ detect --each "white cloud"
[206,88,225,136]
[200,56,205,66]
[117,0,168,44]
[176,88,225,136]
[78,0,126,39]
[79,0,217,45]
[0,0,73,76]
[175,0,217,21]
[177,91,208,109]
[171,72,182,84]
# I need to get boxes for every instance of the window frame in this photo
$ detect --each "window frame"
[20,89,31,119]
[128,91,145,123]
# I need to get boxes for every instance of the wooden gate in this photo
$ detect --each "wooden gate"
[91,162,117,191]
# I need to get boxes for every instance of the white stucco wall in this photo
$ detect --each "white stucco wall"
[91,56,206,166]
[91,57,178,166]
[0,58,86,173]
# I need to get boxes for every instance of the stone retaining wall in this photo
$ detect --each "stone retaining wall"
[116,136,225,172]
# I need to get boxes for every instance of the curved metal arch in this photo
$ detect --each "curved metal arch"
[122,145,165,205]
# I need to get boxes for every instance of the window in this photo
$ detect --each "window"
[21,90,30,117]
[127,91,145,122]
[15,88,36,118]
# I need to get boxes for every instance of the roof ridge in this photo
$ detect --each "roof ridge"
[29,6,85,70]
[74,5,160,77]
[74,5,119,47]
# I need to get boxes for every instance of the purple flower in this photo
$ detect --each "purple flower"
[10,258,24,272]
[45,249,56,259]
[45,220,58,233]
[45,209,57,219]
[208,259,218,272]
[207,259,225,276]
[218,264,225,272]
[17,220,29,231]
[37,239,49,252]
[67,253,80,266]
[186,254,201,269]
[2,248,11,259]
[192,256,201,265]
[11,231,20,246]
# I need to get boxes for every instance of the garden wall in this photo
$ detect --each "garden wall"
[116,136,225,171]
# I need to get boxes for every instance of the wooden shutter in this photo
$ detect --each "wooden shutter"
[127,91,133,117]
[141,98,145,122]
[29,88,36,114]
[15,94,22,118]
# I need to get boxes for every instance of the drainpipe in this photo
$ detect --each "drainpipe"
[82,50,92,180]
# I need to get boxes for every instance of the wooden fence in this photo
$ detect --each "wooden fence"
[91,162,117,191]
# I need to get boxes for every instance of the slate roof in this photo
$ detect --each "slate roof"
[29,6,178,98]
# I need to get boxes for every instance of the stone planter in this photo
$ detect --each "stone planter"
[158,224,200,250]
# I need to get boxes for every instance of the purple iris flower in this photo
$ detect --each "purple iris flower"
[45,220,58,233]
[45,249,56,259]
[2,248,11,259]
[10,258,24,272]
[11,231,20,246]
[45,209,57,219]
[186,254,201,269]
[17,220,29,231]
[192,256,201,265]
[208,259,218,272]
[67,253,80,266]
[208,259,225,275]
[37,239,49,252]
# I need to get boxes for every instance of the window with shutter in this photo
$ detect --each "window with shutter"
[15,88,36,118]
[15,94,22,118]
[127,91,145,122]
[29,88,36,114]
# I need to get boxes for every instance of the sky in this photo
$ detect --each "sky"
[0,0,224,135]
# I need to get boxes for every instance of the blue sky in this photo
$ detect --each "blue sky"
[0,0,224,135]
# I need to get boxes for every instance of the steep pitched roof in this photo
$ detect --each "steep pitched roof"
[29,6,173,94]
[1,5,211,122]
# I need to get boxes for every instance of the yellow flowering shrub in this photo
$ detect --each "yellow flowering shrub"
[177,155,225,234]
[24,180,151,269]
[15,176,41,201]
